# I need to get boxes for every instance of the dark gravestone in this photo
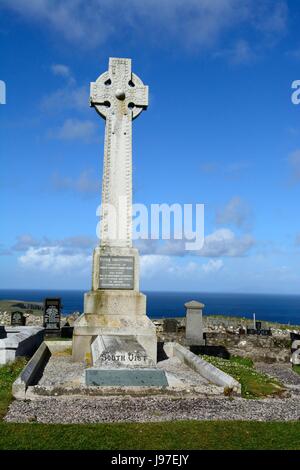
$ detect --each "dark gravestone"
[43,298,61,332]
[0,326,6,339]
[11,311,26,326]
[260,329,272,336]
[255,321,262,331]
[191,345,230,360]
[157,342,168,362]
[291,332,300,342]
[163,318,178,333]
[247,328,256,335]
[247,327,271,336]
[61,324,74,338]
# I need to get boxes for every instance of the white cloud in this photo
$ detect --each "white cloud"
[200,160,251,178]
[254,0,288,35]
[13,234,40,251]
[140,254,173,278]
[52,170,99,194]
[200,228,255,257]
[214,39,256,64]
[13,234,96,253]
[216,196,252,229]
[140,254,224,280]
[202,259,224,273]
[0,0,288,54]
[51,64,72,78]
[136,228,254,257]
[41,84,88,113]
[19,246,91,272]
[16,234,95,273]
[48,119,97,142]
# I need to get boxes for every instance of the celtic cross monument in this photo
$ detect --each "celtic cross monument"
[91,57,148,247]
[72,58,158,370]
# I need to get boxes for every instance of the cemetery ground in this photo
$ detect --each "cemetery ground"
[0,358,27,420]
[1,303,300,449]
[0,421,300,450]
[1,353,300,450]
[201,355,285,398]
[294,365,300,375]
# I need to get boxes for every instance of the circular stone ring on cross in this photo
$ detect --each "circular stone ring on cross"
[115,89,126,100]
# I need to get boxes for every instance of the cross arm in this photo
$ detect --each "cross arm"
[127,86,149,108]
[90,82,111,106]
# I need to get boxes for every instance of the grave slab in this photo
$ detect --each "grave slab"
[85,368,168,387]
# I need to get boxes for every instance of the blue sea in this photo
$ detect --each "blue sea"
[0,289,300,325]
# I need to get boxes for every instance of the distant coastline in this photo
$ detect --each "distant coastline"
[0,289,299,325]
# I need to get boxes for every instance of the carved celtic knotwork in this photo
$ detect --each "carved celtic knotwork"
[90,58,148,120]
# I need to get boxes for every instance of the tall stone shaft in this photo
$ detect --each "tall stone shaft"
[90,57,148,247]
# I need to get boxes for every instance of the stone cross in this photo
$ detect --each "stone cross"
[90,57,148,247]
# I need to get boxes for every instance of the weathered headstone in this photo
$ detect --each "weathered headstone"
[247,328,256,335]
[247,327,271,336]
[0,326,6,339]
[11,311,26,326]
[163,318,178,333]
[290,332,300,342]
[72,58,157,368]
[291,349,300,365]
[185,300,205,346]
[291,340,300,353]
[61,322,74,339]
[43,298,61,332]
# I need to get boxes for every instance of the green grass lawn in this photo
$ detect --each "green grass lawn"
[201,355,285,399]
[0,358,27,420]
[293,365,300,375]
[0,359,298,450]
[0,421,300,450]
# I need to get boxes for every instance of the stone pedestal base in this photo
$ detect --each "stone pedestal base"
[72,290,157,364]
[72,245,157,364]
[72,312,157,363]
[83,289,146,317]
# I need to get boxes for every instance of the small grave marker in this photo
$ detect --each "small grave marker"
[11,311,26,326]
[163,318,178,333]
[43,298,61,332]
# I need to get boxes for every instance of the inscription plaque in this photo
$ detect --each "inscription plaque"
[99,256,134,289]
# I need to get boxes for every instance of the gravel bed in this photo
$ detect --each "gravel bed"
[39,355,85,387]
[5,394,300,424]
[255,363,300,387]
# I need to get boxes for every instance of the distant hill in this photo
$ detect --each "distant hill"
[0,300,43,316]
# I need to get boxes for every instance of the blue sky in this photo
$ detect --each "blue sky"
[1,0,300,293]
